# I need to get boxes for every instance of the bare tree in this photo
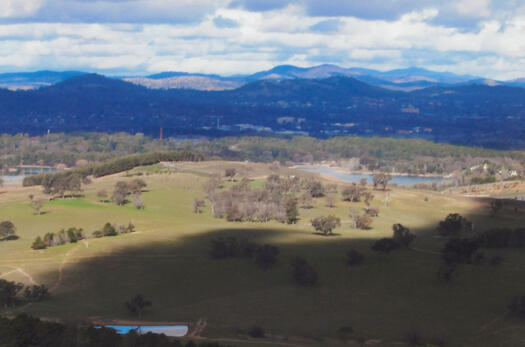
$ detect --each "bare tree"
[193,198,205,213]
[132,193,144,210]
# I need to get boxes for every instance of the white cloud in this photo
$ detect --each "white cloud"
[0,0,43,18]
[0,3,524,79]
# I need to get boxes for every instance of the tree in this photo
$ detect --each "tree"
[441,238,478,264]
[29,196,43,215]
[290,257,318,287]
[299,192,313,209]
[308,181,324,198]
[0,279,23,308]
[363,191,374,209]
[437,263,457,282]
[392,224,416,247]
[128,179,147,194]
[31,236,46,250]
[285,197,299,224]
[112,181,129,205]
[255,245,279,271]
[359,178,367,186]
[355,214,373,230]
[311,215,341,236]
[372,173,392,190]
[509,295,525,318]
[490,200,503,216]
[23,285,50,302]
[193,198,205,213]
[0,177,3,187]
[372,238,400,253]
[102,223,117,237]
[97,189,108,202]
[125,294,152,319]
[0,221,16,241]
[132,193,144,210]
[325,195,336,208]
[437,213,472,237]
[225,168,236,181]
[346,249,364,266]
[341,184,365,202]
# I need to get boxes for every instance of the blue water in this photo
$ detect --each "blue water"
[296,165,446,187]
[97,325,188,337]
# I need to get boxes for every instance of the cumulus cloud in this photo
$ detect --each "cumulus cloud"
[0,1,524,79]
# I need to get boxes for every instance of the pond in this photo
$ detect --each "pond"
[98,325,188,337]
[296,165,450,187]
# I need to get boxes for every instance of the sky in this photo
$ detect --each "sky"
[1,0,525,80]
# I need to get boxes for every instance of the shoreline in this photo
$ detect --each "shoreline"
[292,163,451,179]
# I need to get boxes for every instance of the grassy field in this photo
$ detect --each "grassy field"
[1,161,525,346]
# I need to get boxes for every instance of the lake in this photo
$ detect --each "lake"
[296,165,449,187]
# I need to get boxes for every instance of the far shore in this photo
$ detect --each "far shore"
[291,163,453,179]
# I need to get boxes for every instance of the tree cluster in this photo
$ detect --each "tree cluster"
[372,224,416,253]
[23,150,204,187]
[209,237,279,271]
[437,213,472,237]
[32,227,85,250]
[207,175,300,223]
[0,280,50,308]
[0,314,226,347]
[112,179,147,208]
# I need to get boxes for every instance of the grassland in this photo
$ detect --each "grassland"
[1,161,525,346]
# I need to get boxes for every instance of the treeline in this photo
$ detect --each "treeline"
[23,150,203,187]
[2,132,523,176]
[0,280,49,308]
[31,223,135,250]
[0,314,227,347]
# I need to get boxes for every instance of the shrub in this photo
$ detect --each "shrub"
[31,236,46,250]
[248,325,265,338]
[290,257,318,287]
[311,215,341,236]
[392,224,416,247]
[371,238,400,253]
[337,326,354,341]
[441,238,478,265]
[102,223,117,237]
[254,245,279,271]
[346,250,364,266]
[509,295,525,318]
[0,221,16,241]
[355,214,373,230]
[437,214,472,237]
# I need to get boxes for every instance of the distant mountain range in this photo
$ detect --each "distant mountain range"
[0,64,522,92]
[1,72,525,149]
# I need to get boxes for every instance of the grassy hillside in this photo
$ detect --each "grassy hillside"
[1,161,525,346]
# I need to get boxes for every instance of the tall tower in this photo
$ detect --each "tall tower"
[160,127,163,140]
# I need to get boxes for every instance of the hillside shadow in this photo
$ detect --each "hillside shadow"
[18,196,525,344]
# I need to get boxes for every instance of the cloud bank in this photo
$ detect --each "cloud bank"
[0,0,524,79]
